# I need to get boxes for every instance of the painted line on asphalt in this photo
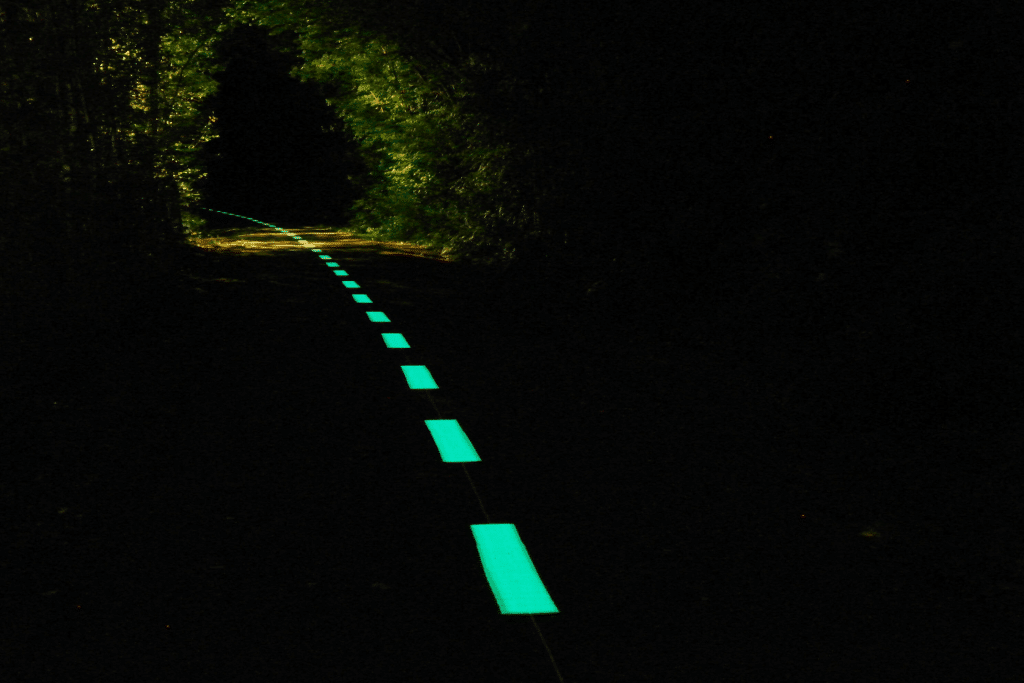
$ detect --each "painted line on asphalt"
[198,208,561,618]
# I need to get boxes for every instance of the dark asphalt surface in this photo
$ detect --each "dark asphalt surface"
[3,224,1023,682]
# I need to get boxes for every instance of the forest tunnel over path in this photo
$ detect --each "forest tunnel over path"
[4,0,1023,675]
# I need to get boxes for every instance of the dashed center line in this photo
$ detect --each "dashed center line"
[200,209,562,620]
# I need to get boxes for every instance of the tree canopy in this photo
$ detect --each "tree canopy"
[2,0,227,313]
[3,0,1021,432]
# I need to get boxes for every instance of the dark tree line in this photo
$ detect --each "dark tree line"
[3,0,1021,434]
[2,0,226,321]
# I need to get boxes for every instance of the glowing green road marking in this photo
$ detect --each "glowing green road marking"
[312,249,322,253]
[326,262,339,267]
[341,279,359,287]
[352,294,372,303]
[470,524,559,615]
[381,333,409,348]
[366,311,390,322]
[424,419,477,461]
[292,236,302,240]
[334,270,351,277]
[402,365,439,390]
[318,255,331,260]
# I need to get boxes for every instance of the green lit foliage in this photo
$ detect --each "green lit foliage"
[100,0,228,215]
[152,10,226,205]
[293,32,518,261]
[0,0,233,327]
[1,0,228,231]
[223,0,544,268]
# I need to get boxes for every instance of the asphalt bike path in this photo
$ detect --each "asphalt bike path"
[6,214,1022,681]
[8,220,567,681]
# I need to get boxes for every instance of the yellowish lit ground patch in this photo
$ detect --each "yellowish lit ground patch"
[188,227,453,262]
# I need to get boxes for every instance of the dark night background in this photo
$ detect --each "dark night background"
[3,1,1024,680]
[195,26,364,225]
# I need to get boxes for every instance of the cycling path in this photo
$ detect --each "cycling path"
[4,216,1022,681]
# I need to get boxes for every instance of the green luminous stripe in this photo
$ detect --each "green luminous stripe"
[381,333,409,348]
[366,311,390,323]
[470,523,559,615]
[341,279,359,287]
[401,365,438,390]
[352,294,372,303]
[424,419,478,461]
